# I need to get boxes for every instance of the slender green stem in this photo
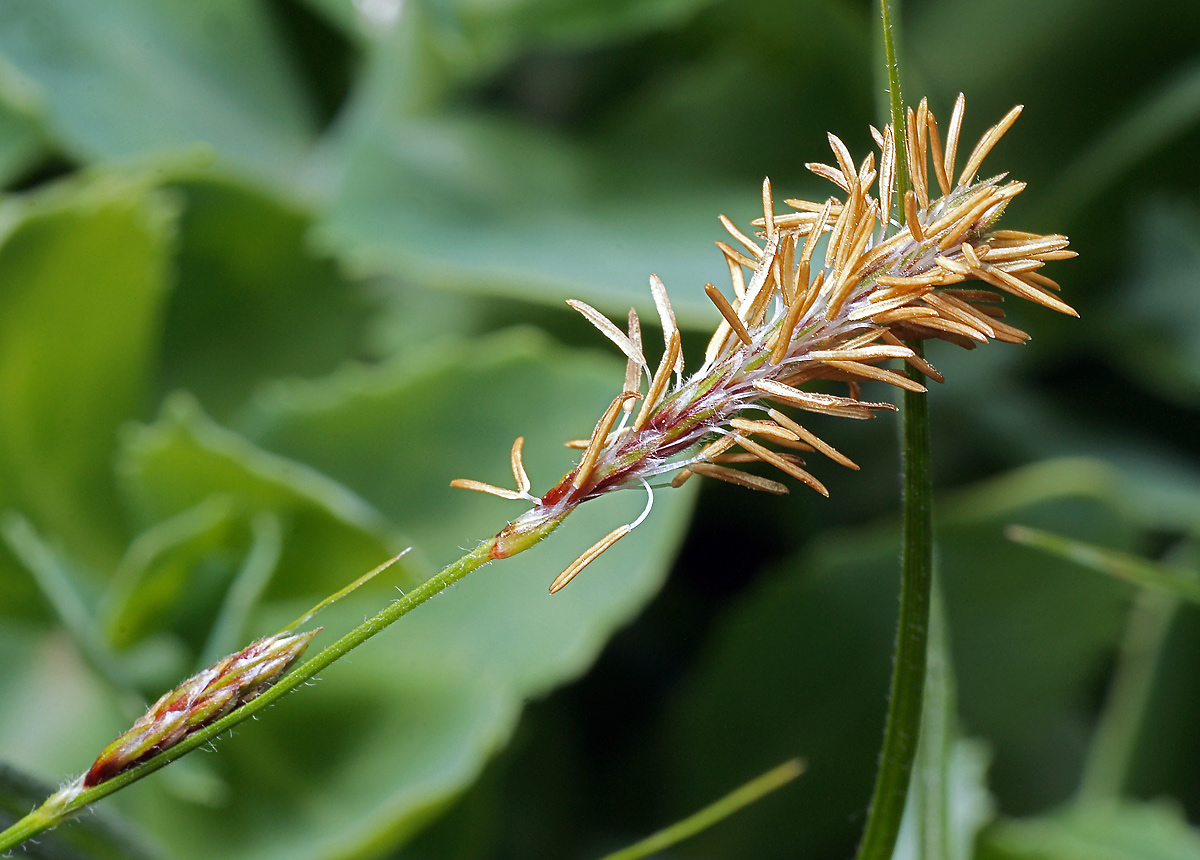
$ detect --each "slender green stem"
[856,346,934,860]
[0,514,564,853]
[854,3,935,858]
[881,0,910,211]
[596,759,804,860]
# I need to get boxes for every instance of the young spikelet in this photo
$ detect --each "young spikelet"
[81,630,318,789]
[453,95,1076,592]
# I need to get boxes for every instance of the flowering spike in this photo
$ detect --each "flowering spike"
[450,98,1074,592]
[718,214,761,257]
[690,463,789,495]
[762,177,776,237]
[927,110,951,195]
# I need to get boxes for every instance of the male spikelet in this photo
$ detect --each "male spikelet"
[453,95,1076,591]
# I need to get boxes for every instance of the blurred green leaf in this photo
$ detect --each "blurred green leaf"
[1116,198,1200,406]
[301,0,719,75]
[0,175,175,596]
[661,526,899,859]
[0,512,138,702]
[936,495,1133,814]
[199,511,284,665]
[99,495,242,654]
[0,0,316,186]
[0,98,44,187]
[1006,525,1200,604]
[117,393,408,604]
[0,628,131,792]
[315,108,739,327]
[157,176,376,421]
[312,1,876,327]
[979,801,1200,860]
[1043,59,1200,224]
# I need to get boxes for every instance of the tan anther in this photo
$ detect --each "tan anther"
[705,283,752,346]
[549,526,631,594]
[634,330,682,432]
[689,463,789,495]
[510,437,530,495]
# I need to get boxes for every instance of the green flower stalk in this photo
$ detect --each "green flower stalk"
[455,94,1076,593]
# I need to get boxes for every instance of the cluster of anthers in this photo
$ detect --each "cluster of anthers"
[453,95,1076,593]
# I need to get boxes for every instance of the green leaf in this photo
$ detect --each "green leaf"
[980,801,1200,860]
[0,627,132,792]
[312,0,881,325]
[98,495,242,654]
[0,512,140,702]
[1042,60,1200,223]
[660,528,901,860]
[1115,198,1200,406]
[157,176,375,421]
[0,98,45,187]
[0,175,176,596]
[315,110,740,327]
[1006,525,1200,604]
[0,0,316,186]
[199,511,284,665]
[117,393,409,604]
[299,0,719,73]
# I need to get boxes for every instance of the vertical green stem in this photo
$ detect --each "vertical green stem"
[854,2,934,859]
[856,350,934,860]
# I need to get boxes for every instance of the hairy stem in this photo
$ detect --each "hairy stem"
[0,515,564,852]
[854,2,935,858]
[856,345,934,860]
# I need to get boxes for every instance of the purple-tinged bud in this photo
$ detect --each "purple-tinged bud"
[83,630,318,787]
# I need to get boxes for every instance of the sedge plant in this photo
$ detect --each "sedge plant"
[0,14,1075,850]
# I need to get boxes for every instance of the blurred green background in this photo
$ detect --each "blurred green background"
[0,0,1198,858]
